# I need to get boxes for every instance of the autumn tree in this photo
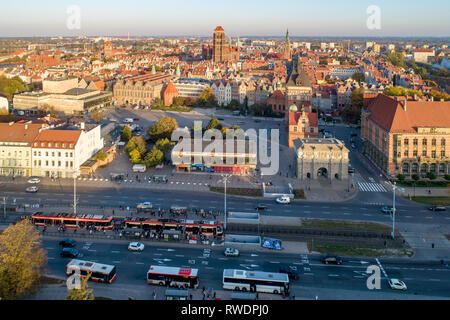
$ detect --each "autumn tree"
[66,272,95,300]
[90,109,104,123]
[143,146,164,168]
[148,116,178,141]
[206,116,222,131]
[121,126,132,142]
[0,219,47,300]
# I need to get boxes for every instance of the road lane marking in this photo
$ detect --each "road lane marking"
[328,274,339,277]
[375,258,388,278]
[136,262,144,265]
[111,251,120,254]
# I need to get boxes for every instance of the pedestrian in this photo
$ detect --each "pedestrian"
[213,292,216,300]
[189,294,193,300]
[152,290,157,300]
[292,294,295,300]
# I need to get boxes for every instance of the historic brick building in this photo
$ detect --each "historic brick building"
[113,72,175,106]
[162,82,179,107]
[202,26,240,63]
[361,94,450,178]
[288,105,319,148]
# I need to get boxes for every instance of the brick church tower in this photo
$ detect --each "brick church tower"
[213,26,226,63]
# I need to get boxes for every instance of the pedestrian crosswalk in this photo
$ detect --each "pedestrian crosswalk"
[358,182,387,193]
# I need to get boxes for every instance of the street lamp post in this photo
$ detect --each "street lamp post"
[221,174,232,231]
[3,196,7,220]
[392,181,396,239]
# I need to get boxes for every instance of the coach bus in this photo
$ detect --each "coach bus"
[66,259,117,284]
[147,266,199,289]
[223,269,289,295]
[31,212,114,230]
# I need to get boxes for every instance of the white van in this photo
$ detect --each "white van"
[132,164,146,173]
[124,118,134,123]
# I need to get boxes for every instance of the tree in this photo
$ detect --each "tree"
[426,172,437,180]
[385,52,406,68]
[143,147,164,168]
[148,116,178,141]
[134,136,147,156]
[206,116,222,131]
[66,273,94,300]
[412,174,420,182]
[427,90,450,102]
[151,98,164,109]
[155,138,173,155]
[350,88,364,109]
[125,138,137,155]
[39,103,59,119]
[121,126,132,142]
[129,149,141,164]
[90,109,104,123]
[397,174,406,183]
[0,219,47,300]
[351,72,365,83]
[94,151,108,161]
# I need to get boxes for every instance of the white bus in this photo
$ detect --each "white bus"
[66,259,117,284]
[223,269,289,295]
[147,266,199,289]
[132,164,147,173]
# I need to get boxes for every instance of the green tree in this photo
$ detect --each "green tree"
[134,136,147,156]
[143,147,164,168]
[426,172,437,180]
[155,138,173,154]
[412,174,420,183]
[350,88,364,109]
[385,52,406,68]
[125,138,137,155]
[0,219,47,300]
[397,174,406,183]
[66,273,94,300]
[90,109,104,124]
[427,90,450,101]
[148,116,178,141]
[121,126,132,142]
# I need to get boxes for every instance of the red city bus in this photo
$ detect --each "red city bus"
[146,266,199,288]
[66,259,117,284]
[31,212,114,230]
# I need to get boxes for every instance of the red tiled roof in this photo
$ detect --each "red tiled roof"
[289,111,318,127]
[164,82,178,95]
[215,26,224,32]
[33,130,81,149]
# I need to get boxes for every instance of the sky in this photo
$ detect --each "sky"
[0,0,449,38]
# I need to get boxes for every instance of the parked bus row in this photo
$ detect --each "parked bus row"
[65,260,290,295]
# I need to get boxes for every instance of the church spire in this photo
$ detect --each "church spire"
[286,28,290,44]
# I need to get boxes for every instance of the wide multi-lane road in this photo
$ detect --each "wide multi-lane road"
[42,238,450,299]
[1,182,447,226]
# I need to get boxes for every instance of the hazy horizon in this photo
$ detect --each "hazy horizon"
[1,0,449,38]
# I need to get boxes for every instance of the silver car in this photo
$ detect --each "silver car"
[224,248,239,257]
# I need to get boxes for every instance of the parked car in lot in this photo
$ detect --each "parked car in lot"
[276,196,291,204]
[388,278,407,290]
[60,248,79,258]
[137,202,152,210]
[27,177,41,184]
[224,248,239,257]
[128,242,145,252]
[279,265,299,280]
[255,204,268,211]
[124,118,134,123]
[59,238,76,248]
[321,255,343,265]
[381,206,394,214]
[26,186,39,193]
[428,205,446,212]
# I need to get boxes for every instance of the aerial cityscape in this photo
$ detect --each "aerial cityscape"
[0,0,449,310]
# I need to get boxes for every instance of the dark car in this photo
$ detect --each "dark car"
[321,255,343,265]
[59,238,76,248]
[428,206,447,212]
[60,248,79,258]
[279,265,299,280]
[133,118,140,121]
[255,204,268,211]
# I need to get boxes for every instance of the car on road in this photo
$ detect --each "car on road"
[279,265,299,280]
[59,238,76,248]
[60,248,79,258]
[128,242,145,252]
[388,278,407,290]
[26,186,39,193]
[137,202,153,209]
[133,118,140,121]
[351,143,356,149]
[224,248,239,257]
[348,165,355,174]
[254,119,261,123]
[27,177,41,184]
[276,196,291,204]
[428,205,447,212]
[321,255,343,265]
[217,117,225,121]
[255,204,268,211]
[381,206,394,214]
[124,118,134,123]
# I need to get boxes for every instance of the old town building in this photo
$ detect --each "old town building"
[361,94,450,178]
[288,104,319,148]
[293,138,349,181]
[113,72,175,106]
[203,26,240,63]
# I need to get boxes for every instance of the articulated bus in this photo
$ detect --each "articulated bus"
[124,218,223,237]
[66,259,117,284]
[223,269,289,295]
[147,266,199,289]
[31,212,114,230]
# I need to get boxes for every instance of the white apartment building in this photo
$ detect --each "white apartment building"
[173,80,210,99]
[211,81,232,106]
[31,124,103,178]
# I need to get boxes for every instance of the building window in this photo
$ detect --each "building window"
[404,139,409,145]
[439,164,446,173]
[422,150,427,156]
[432,151,436,158]
[441,150,446,157]
[404,150,409,157]
[430,164,436,172]
[45,152,48,157]
[442,139,446,146]
[413,139,418,146]
[432,139,436,146]
[422,139,427,146]
[413,150,418,157]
